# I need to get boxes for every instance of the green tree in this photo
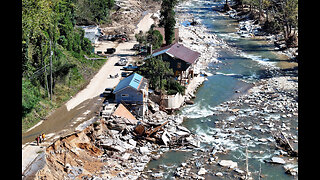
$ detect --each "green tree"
[137,57,173,91]
[274,0,298,46]
[147,25,164,49]
[22,78,41,117]
[159,0,177,45]
[74,0,114,25]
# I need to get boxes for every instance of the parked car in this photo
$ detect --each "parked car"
[120,57,128,62]
[116,57,128,66]
[123,64,139,71]
[103,88,113,95]
[102,88,113,98]
[121,71,131,77]
[105,48,116,54]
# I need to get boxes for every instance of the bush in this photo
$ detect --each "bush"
[166,78,186,95]
[262,20,281,34]
[22,78,41,117]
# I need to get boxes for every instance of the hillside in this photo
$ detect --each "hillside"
[22,0,160,132]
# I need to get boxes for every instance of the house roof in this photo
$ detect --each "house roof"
[112,103,137,124]
[152,43,200,64]
[113,73,146,94]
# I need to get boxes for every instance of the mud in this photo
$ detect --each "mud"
[22,96,103,144]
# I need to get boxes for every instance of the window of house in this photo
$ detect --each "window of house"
[121,94,129,97]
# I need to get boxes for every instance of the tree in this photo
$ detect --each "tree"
[74,0,114,25]
[22,78,41,117]
[159,0,177,45]
[135,27,164,50]
[224,0,231,11]
[270,0,298,46]
[137,57,173,91]
[147,26,164,49]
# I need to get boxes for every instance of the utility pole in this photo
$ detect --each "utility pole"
[50,40,53,103]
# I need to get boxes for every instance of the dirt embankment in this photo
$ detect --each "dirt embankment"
[34,123,105,179]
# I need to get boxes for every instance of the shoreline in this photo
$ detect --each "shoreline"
[30,3,224,179]
[28,1,298,179]
[223,7,298,63]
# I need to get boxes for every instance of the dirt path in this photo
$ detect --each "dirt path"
[22,12,155,177]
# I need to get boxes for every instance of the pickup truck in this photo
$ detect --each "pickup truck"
[123,64,138,71]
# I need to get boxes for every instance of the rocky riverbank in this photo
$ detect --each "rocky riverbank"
[168,74,298,179]
[31,1,299,179]
[224,8,298,62]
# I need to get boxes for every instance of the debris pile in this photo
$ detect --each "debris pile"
[34,103,201,179]
[101,0,161,35]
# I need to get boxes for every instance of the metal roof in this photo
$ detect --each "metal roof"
[113,73,144,93]
[152,43,200,64]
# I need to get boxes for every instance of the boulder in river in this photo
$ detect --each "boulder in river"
[218,160,238,169]
[265,157,286,164]
[198,168,207,175]
[283,164,298,176]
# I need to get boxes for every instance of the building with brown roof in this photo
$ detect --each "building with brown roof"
[149,43,201,82]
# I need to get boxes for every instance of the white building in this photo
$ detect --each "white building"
[79,25,101,44]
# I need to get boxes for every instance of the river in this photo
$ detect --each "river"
[143,0,297,179]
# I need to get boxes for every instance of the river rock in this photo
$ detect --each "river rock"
[283,164,298,176]
[234,168,245,174]
[268,157,286,164]
[121,153,130,160]
[198,168,207,175]
[139,146,150,155]
[218,160,238,169]
[152,172,163,178]
[215,172,223,177]
[161,131,171,146]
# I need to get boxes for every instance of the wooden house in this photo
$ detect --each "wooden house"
[149,43,201,83]
[113,73,148,118]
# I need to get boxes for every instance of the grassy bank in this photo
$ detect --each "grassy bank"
[22,49,107,132]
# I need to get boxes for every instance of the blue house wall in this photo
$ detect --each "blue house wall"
[113,73,148,118]
[114,87,144,105]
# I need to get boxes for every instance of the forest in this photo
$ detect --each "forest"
[228,0,298,47]
[22,0,114,131]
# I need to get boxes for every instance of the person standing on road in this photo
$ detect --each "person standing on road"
[39,134,42,144]
[35,136,39,146]
[41,133,45,142]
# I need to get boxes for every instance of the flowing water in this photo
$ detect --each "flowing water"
[144,0,297,179]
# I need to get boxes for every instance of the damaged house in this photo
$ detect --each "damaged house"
[149,43,200,85]
[113,73,148,118]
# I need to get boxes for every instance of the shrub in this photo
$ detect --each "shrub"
[22,78,41,117]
